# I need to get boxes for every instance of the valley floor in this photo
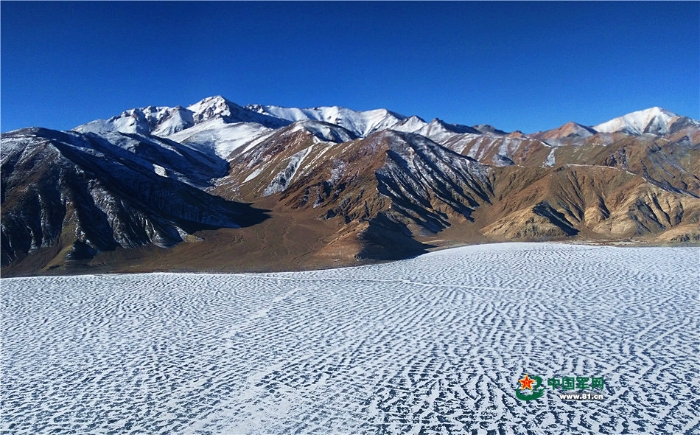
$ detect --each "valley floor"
[2,243,699,434]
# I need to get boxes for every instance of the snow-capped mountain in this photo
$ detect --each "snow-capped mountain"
[73,96,410,142]
[74,96,288,137]
[421,119,481,136]
[390,115,429,133]
[245,104,407,137]
[3,97,700,275]
[185,96,288,128]
[75,105,195,136]
[70,97,700,146]
[593,107,699,135]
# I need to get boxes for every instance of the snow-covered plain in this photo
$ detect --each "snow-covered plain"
[2,243,699,434]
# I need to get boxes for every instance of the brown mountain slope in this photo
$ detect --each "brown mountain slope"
[2,108,699,277]
[218,127,495,260]
[1,128,267,272]
[480,165,700,240]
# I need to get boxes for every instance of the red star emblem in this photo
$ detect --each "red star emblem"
[518,374,535,390]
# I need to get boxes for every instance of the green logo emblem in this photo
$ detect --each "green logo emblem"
[515,374,545,401]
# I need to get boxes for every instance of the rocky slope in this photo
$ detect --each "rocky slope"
[1,127,267,270]
[2,98,698,275]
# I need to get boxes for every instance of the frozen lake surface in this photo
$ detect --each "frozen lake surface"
[2,243,699,434]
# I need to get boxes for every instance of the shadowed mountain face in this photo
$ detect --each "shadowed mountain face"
[2,98,699,275]
[1,128,268,269]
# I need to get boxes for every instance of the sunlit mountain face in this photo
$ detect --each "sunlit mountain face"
[3,97,699,275]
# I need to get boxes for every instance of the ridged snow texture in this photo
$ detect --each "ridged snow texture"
[3,243,698,434]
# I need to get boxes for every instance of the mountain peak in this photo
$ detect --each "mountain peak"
[390,115,428,133]
[472,124,508,135]
[533,121,596,140]
[196,95,230,104]
[593,107,681,135]
[186,96,242,123]
[645,106,673,115]
[74,105,193,135]
[427,118,480,135]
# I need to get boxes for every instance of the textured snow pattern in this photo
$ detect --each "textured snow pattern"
[2,244,699,434]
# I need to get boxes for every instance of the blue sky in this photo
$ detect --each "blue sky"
[2,2,698,133]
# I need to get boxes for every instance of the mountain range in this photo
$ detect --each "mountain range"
[2,96,699,276]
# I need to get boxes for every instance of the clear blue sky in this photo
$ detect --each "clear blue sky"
[2,2,698,133]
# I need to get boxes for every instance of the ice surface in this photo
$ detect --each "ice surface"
[2,243,699,434]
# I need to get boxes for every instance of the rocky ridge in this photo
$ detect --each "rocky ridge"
[2,98,698,275]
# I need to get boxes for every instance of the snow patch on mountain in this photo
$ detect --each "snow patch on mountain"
[77,130,228,188]
[153,164,167,177]
[152,107,195,136]
[291,120,357,143]
[488,137,522,166]
[187,96,290,128]
[391,116,428,133]
[415,119,481,145]
[243,166,266,183]
[544,148,556,167]
[263,147,312,196]
[303,142,337,171]
[75,106,194,136]
[75,96,287,138]
[166,119,273,160]
[246,104,406,137]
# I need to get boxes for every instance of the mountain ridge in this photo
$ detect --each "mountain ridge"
[3,97,699,276]
[64,95,699,143]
